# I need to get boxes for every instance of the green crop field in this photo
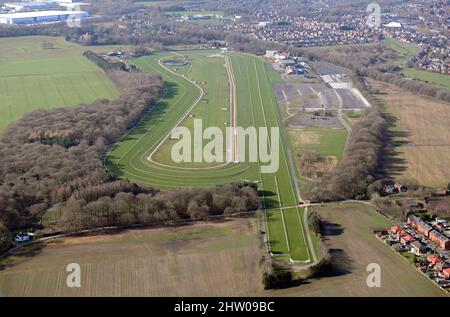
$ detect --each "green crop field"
[400,68,450,90]
[106,50,315,263]
[383,37,419,65]
[383,38,450,90]
[0,36,119,133]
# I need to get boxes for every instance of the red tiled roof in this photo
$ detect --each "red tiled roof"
[427,255,443,263]
[403,235,416,242]
[391,226,400,232]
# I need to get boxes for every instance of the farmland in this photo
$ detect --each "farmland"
[274,203,447,297]
[0,36,120,133]
[0,219,264,296]
[383,37,419,65]
[1,203,445,296]
[383,38,449,90]
[400,68,450,90]
[372,80,450,188]
[106,50,316,263]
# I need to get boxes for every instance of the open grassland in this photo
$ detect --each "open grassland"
[106,50,314,263]
[0,36,120,133]
[151,51,230,167]
[383,38,419,65]
[383,37,449,90]
[288,127,347,161]
[400,68,450,90]
[372,80,450,188]
[274,203,447,297]
[0,219,264,296]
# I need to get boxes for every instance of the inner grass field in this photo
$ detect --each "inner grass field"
[106,50,316,263]
[288,127,348,161]
[0,36,120,133]
[151,51,230,168]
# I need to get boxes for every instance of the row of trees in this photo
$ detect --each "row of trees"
[51,185,260,232]
[361,68,450,103]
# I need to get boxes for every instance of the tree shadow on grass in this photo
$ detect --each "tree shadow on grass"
[320,220,344,237]
[312,248,353,278]
[0,242,46,271]
[376,98,409,179]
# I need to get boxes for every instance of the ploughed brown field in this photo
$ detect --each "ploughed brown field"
[0,218,264,296]
[0,205,446,297]
[372,80,450,188]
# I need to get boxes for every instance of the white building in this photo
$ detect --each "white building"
[4,2,51,11]
[0,10,88,24]
[384,22,402,28]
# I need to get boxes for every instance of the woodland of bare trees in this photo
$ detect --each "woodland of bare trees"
[50,184,260,232]
[0,68,162,234]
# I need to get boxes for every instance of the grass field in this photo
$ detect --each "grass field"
[288,127,347,161]
[372,80,450,188]
[383,37,419,65]
[106,50,315,263]
[275,203,447,297]
[0,219,264,296]
[151,51,230,167]
[400,68,450,90]
[383,37,449,90]
[0,36,120,133]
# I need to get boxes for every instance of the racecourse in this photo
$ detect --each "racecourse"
[106,50,315,262]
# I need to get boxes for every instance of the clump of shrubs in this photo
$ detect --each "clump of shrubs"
[262,265,293,290]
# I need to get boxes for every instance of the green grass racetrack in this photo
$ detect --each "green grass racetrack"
[106,50,314,262]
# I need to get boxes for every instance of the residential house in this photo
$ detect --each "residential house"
[427,255,444,266]
[442,268,450,280]
[410,241,426,255]
[435,261,450,271]
[14,232,33,243]
[407,215,433,237]
[429,230,450,250]
[394,182,407,192]
[400,234,416,246]
[390,226,401,234]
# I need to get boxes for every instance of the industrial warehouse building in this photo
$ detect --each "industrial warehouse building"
[3,2,51,11]
[0,10,88,24]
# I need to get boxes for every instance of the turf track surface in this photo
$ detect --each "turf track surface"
[106,51,313,261]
